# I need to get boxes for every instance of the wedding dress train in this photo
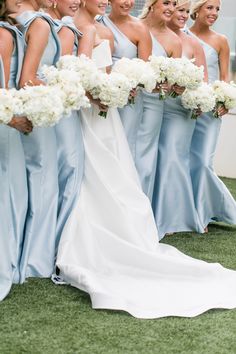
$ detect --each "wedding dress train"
[56,40,236,319]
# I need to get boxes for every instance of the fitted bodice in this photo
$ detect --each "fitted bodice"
[16,11,61,78]
[100,15,138,64]
[54,16,82,56]
[186,29,219,83]
[0,21,24,88]
[92,40,112,70]
[151,33,167,57]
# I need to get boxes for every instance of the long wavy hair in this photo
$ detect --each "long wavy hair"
[139,0,158,19]
[0,0,17,24]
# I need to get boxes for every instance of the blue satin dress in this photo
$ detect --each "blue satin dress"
[100,15,142,159]
[152,57,204,240]
[53,17,84,249]
[189,32,236,228]
[135,35,166,201]
[0,22,27,300]
[16,11,61,282]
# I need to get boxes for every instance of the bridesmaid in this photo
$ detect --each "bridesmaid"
[0,0,32,300]
[137,0,181,201]
[189,0,236,230]
[16,0,61,282]
[100,0,152,159]
[46,0,85,251]
[152,0,208,239]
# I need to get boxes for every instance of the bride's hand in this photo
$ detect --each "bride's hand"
[86,92,108,112]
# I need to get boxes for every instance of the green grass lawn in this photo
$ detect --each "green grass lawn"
[1,178,236,354]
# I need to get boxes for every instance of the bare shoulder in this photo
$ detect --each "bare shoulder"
[0,27,13,44]
[217,32,229,47]
[169,28,182,45]
[79,23,96,36]
[29,17,50,32]
[188,34,201,48]
[95,21,113,41]
[129,16,149,34]
[59,26,75,40]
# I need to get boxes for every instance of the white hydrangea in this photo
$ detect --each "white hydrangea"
[90,72,133,117]
[148,55,170,84]
[181,83,216,119]
[112,58,156,93]
[212,80,236,117]
[42,65,90,116]
[17,85,64,127]
[56,54,100,92]
[0,88,23,124]
[166,58,204,89]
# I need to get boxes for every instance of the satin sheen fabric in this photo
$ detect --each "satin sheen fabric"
[188,30,236,228]
[56,41,236,319]
[0,22,27,300]
[16,11,61,281]
[100,15,142,160]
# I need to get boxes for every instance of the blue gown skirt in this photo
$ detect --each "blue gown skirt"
[19,127,58,282]
[0,125,27,299]
[55,110,84,248]
[190,112,236,228]
[135,91,164,201]
[153,97,204,239]
[118,92,143,159]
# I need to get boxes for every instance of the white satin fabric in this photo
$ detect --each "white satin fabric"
[56,41,236,319]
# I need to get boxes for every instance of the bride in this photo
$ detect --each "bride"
[56,0,236,319]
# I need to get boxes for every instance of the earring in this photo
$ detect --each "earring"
[150,6,154,12]
[196,12,199,18]
[53,1,57,9]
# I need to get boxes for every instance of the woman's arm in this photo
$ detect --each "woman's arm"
[0,28,14,87]
[19,17,50,87]
[58,26,75,55]
[218,34,230,82]
[77,24,96,58]
[136,23,152,61]
[192,38,208,82]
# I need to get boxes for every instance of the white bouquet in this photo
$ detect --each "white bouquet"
[112,57,156,103]
[56,54,100,92]
[42,65,90,116]
[17,85,64,127]
[91,72,133,118]
[148,55,170,99]
[166,58,204,98]
[0,88,23,124]
[181,83,216,119]
[212,80,236,118]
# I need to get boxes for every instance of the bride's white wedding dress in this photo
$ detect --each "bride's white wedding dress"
[56,40,236,319]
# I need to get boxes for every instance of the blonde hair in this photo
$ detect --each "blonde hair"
[190,0,221,20]
[176,0,191,7]
[139,0,158,19]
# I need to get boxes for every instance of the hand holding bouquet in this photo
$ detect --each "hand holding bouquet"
[181,83,216,119]
[212,80,236,118]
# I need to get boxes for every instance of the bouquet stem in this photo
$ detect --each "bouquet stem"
[99,110,107,119]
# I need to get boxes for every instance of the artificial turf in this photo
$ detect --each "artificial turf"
[1,177,236,354]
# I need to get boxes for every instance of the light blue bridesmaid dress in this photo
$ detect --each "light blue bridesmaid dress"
[53,17,84,249]
[0,22,27,299]
[100,15,142,159]
[189,31,236,228]
[152,55,204,240]
[16,11,61,282]
[135,34,166,201]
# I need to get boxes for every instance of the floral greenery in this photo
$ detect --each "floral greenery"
[0,177,236,354]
